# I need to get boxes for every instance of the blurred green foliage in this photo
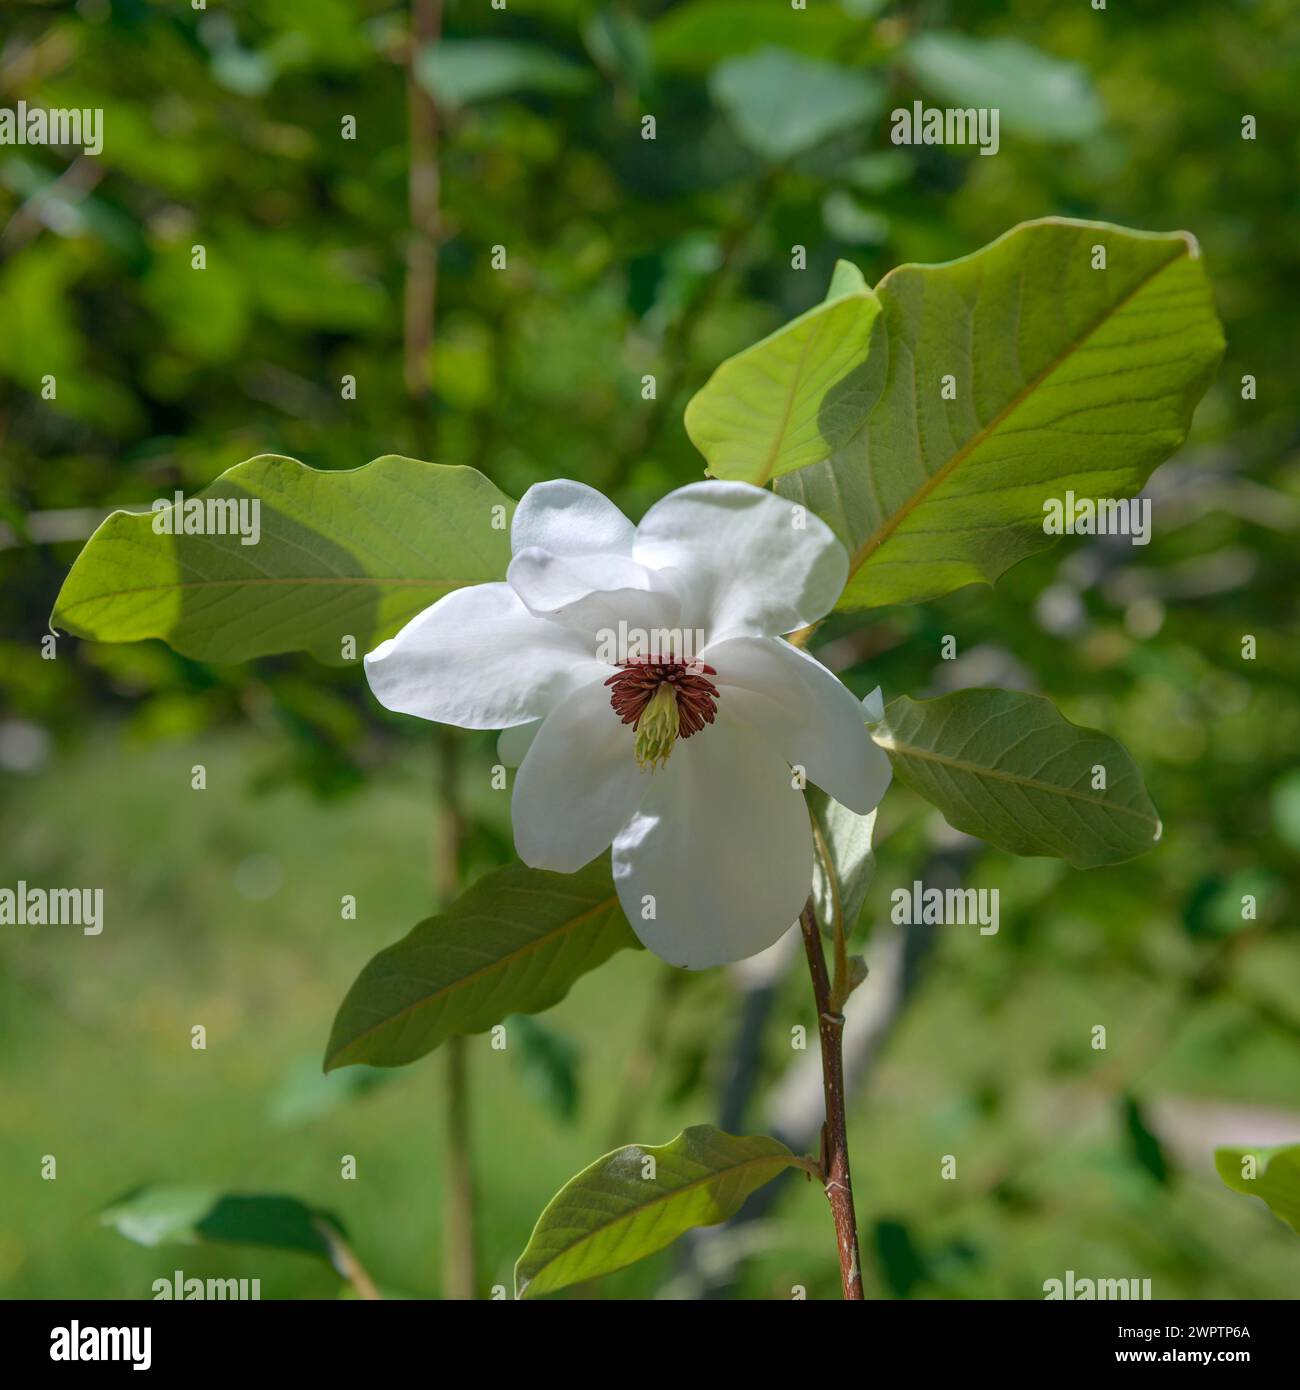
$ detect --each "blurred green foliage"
[1,0,1297,1298]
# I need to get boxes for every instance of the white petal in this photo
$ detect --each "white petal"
[507,547,681,642]
[612,721,813,968]
[512,479,635,559]
[862,685,885,725]
[497,720,541,768]
[704,636,892,815]
[633,481,848,643]
[512,675,648,872]
[364,582,602,729]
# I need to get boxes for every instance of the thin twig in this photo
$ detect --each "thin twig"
[404,0,444,403]
[798,898,864,1299]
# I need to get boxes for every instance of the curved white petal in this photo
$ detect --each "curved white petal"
[512,479,635,559]
[512,675,648,873]
[497,720,541,768]
[612,721,813,969]
[632,481,848,644]
[704,636,892,815]
[507,547,682,644]
[364,582,602,729]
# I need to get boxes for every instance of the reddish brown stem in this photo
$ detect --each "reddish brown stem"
[799,899,864,1300]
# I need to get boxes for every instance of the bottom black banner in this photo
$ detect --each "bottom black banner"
[1,1297,1286,1375]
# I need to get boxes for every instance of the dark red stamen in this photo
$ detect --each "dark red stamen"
[604,658,720,740]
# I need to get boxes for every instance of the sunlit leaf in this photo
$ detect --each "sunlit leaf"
[52,455,514,666]
[515,1125,811,1298]
[1215,1144,1300,1234]
[776,219,1224,608]
[685,265,881,483]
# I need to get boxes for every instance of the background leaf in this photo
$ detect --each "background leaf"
[650,2,860,73]
[872,689,1161,868]
[52,455,514,666]
[684,273,881,483]
[101,1187,345,1263]
[515,1125,810,1298]
[416,40,591,108]
[1214,1144,1300,1234]
[325,858,639,1071]
[904,33,1103,142]
[508,1013,582,1124]
[709,47,886,163]
[776,219,1224,608]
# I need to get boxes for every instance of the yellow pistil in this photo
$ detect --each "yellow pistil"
[634,682,679,770]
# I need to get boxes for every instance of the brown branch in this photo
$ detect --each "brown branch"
[403,0,444,405]
[799,898,864,1300]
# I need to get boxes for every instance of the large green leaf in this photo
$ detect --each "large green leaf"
[1215,1144,1300,1234]
[515,1125,811,1298]
[325,859,639,1072]
[904,33,1103,142]
[52,454,514,665]
[685,264,881,484]
[774,219,1224,608]
[872,690,1161,868]
[709,47,886,163]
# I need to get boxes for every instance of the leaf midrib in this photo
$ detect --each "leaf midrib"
[848,247,1186,581]
[520,1149,801,1294]
[56,576,474,618]
[328,896,620,1066]
[872,732,1159,830]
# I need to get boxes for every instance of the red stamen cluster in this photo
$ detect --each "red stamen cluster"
[605,659,720,739]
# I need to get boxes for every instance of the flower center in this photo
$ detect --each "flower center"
[604,658,720,770]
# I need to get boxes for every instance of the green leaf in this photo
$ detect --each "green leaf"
[1123,1096,1170,1185]
[1215,1144,1300,1234]
[684,277,882,484]
[650,2,860,74]
[101,1187,345,1263]
[824,257,869,302]
[774,219,1224,608]
[508,1013,581,1124]
[808,789,877,938]
[325,858,639,1072]
[52,454,514,666]
[416,40,591,109]
[904,33,1103,143]
[872,690,1161,868]
[709,47,885,163]
[515,1125,811,1298]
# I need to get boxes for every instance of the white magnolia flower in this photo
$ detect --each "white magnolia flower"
[365,479,891,968]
